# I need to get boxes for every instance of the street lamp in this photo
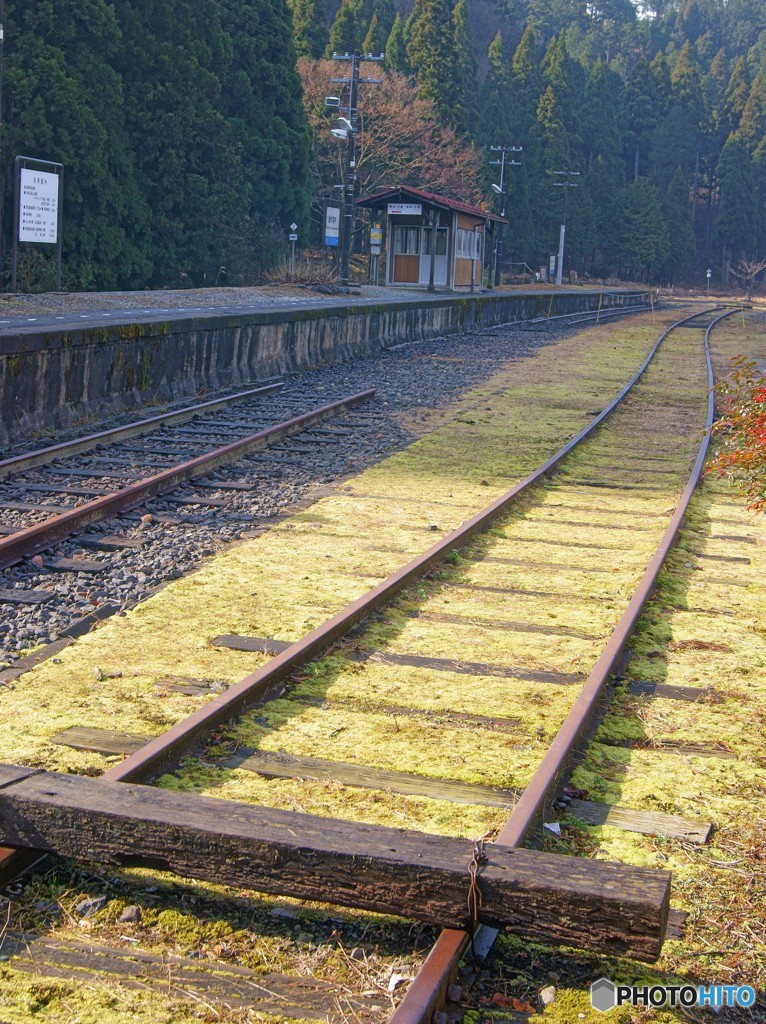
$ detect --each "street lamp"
[328,52,383,290]
[489,144,521,287]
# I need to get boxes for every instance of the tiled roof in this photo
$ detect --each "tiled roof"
[357,185,507,223]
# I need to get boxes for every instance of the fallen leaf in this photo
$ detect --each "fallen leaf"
[482,994,535,1012]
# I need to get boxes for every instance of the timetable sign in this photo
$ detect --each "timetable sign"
[19,168,59,243]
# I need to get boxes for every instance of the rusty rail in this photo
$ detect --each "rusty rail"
[388,308,733,1024]
[0,308,721,905]
[99,309,714,787]
[0,388,375,571]
[0,381,284,480]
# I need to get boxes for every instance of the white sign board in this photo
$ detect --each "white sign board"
[325,206,340,247]
[387,203,422,216]
[19,168,59,243]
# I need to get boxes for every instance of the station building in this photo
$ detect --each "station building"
[356,186,506,291]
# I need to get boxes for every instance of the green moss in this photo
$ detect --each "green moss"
[139,349,151,389]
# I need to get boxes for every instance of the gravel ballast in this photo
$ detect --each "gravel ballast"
[0,320,560,670]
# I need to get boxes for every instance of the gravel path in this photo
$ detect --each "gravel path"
[0,283,454,318]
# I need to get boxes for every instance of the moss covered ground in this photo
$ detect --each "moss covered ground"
[3,305,748,1022]
[470,306,765,1021]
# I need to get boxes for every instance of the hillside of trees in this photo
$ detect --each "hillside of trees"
[4,0,311,290]
[297,0,766,284]
[4,0,765,290]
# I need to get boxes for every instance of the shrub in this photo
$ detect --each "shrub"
[709,356,766,513]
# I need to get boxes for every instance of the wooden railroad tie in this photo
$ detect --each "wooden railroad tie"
[0,763,669,961]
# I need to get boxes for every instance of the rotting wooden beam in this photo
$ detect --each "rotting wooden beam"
[0,764,669,960]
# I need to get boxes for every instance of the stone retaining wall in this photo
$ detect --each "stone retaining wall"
[0,289,647,444]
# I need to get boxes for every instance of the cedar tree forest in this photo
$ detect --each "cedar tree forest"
[5,0,766,290]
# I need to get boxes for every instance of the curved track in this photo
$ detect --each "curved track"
[0,305,744,1022]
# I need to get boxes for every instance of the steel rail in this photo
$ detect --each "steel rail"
[389,307,734,1024]
[0,382,284,480]
[0,308,716,892]
[484,293,651,332]
[95,308,713,789]
[0,388,375,571]
[0,308,717,890]
[522,302,651,326]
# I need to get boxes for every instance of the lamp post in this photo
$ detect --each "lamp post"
[489,144,521,287]
[552,170,579,287]
[329,52,382,291]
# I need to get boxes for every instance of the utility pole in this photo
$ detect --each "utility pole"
[331,51,382,291]
[489,144,521,287]
[552,170,579,286]
[0,0,4,119]
[0,0,5,277]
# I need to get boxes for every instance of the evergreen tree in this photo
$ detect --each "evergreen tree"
[5,0,150,289]
[451,0,477,136]
[581,63,622,273]
[651,42,706,187]
[581,61,621,177]
[478,31,513,144]
[715,135,759,264]
[289,0,328,58]
[527,0,588,43]
[619,178,669,280]
[406,0,459,127]
[585,156,621,274]
[374,0,397,43]
[723,55,751,135]
[384,13,409,73]
[541,34,582,143]
[661,168,696,280]
[217,0,312,264]
[622,57,659,183]
[531,86,573,262]
[737,71,766,165]
[510,25,543,139]
[7,0,310,289]
[363,14,386,56]
[325,0,366,57]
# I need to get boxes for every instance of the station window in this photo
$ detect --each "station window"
[394,226,420,255]
[456,227,481,259]
[423,228,448,256]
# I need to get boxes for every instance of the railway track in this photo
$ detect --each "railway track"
[0,383,375,571]
[0,304,760,1022]
[0,305,659,669]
